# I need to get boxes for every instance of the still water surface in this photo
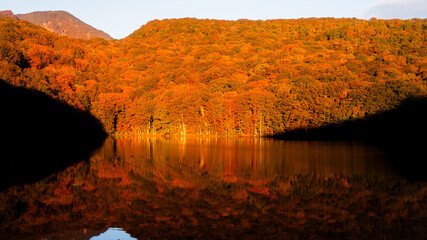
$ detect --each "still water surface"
[1,137,425,239]
[110,137,393,177]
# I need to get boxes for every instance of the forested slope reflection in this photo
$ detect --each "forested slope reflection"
[0,80,107,190]
[1,137,425,239]
[109,137,395,177]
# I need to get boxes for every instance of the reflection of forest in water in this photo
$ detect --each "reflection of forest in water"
[0,137,425,239]
[112,137,393,177]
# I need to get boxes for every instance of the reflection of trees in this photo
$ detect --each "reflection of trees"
[1,137,425,239]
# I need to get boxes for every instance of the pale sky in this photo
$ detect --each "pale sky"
[2,0,426,39]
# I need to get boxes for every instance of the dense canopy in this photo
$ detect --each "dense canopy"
[0,17,426,135]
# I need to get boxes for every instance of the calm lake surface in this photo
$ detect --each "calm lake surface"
[110,137,394,178]
[1,137,425,239]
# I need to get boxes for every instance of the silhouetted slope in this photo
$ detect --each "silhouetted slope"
[269,96,427,180]
[269,97,427,142]
[0,80,107,190]
[16,11,113,40]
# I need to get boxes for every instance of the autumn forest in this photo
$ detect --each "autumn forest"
[1,17,426,135]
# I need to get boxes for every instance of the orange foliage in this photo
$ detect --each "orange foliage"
[0,17,426,135]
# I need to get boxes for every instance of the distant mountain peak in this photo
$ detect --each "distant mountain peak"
[0,10,19,20]
[15,10,113,40]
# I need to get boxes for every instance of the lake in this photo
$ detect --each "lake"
[0,137,425,239]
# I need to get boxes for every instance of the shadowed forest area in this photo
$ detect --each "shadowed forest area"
[0,80,107,190]
[269,96,427,180]
[269,96,427,142]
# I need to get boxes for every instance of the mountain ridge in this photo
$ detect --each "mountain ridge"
[0,10,113,40]
[17,11,113,40]
[0,10,19,20]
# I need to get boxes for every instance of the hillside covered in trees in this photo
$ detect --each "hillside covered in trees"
[0,17,425,135]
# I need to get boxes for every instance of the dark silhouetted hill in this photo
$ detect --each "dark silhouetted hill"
[16,11,113,40]
[268,96,427,180]
[268,96,427,142]
[0,80,107,190]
